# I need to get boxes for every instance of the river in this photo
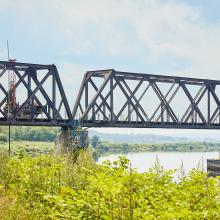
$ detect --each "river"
[98,151,219,173]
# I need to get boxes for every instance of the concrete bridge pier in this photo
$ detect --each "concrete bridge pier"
[55,127,72,154]
[55,126,89,154]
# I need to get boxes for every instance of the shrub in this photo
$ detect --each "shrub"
[0,152,220,219]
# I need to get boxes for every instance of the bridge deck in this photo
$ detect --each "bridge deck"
[0,118,70,127]
[82,120,220,129]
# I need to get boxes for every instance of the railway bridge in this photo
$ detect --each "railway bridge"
[1,60,220,147]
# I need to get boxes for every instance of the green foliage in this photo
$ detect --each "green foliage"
[1,152,220,219]
[0,126,59,142]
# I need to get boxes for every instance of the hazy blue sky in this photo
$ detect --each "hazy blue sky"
[1,0,220,136]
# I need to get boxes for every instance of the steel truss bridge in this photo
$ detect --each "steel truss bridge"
[1,60,220,130]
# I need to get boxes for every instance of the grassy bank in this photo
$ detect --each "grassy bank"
[0,141,55,156]
[1,150,220,219]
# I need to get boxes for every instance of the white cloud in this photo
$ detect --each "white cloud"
[3,0,220,78]
[1,0,220,85]
[1,0,219,77]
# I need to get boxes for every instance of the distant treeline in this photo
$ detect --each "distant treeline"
[95,140,220,155]
[90,130,191,143]
[0,126,59,142]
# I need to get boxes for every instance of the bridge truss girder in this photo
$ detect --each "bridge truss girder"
[0,61,72,127]
[73,69,220,129]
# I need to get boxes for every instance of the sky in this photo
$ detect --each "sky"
[1,0,220,137]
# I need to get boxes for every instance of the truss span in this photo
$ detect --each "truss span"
[1,60,220,130]
[73,69,220,129]
[0,61,72,127]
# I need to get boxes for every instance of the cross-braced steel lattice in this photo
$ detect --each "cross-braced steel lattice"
[73,69,220,129]
[0,61,72,127]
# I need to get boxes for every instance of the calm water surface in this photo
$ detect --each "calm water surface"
[98,152,219,173]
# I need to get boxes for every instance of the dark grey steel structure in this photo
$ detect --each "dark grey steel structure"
[73,69,220,129]
[1,60,220,130]
[0,61,72,127]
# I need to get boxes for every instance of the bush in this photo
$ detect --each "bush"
[0,153,220,219]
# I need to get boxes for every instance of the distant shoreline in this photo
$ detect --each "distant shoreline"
[95,141,220,157]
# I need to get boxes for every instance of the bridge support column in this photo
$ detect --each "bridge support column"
[55,127,71,154]
[55,122,89,154]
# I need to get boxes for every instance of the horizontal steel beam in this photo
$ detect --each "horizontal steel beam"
[0,118,70,127]
[86,69,220,85]
[82,120,220,129]
[0,60,54,69]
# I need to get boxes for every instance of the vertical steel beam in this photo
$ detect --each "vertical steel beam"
[80,71,113,120]
[53,66,72,120]
[52,71,56,120]
[110,75,114,121]
[208,88,210,124]
[85,81,88,120]
[27,70,34,119]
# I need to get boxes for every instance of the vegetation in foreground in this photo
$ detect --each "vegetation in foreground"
[1,150,220,219]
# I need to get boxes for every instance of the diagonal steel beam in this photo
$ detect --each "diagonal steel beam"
[93,81,117,117]
[151,82,175,122]
[207,83,220,123]
[184,86,207,123]
[151,81,178,122]
[120,78,149,121]
[124,82,151,121]
[53,67,72,120]
[57,99,63,113]
[13,68,52,120]
[89,78,113,114]
[0,68,6,78]
[72,71,93,118]
[180,82,206,124]
[81,71,113,120]
[181,84,205,122]
[12,71,51,119]
[115,78,145,121]
[31,70,62,120]
[93,102,109,120]
[211,108,220,123]
[155,82,177,122]
[113,75,146,122]
[0,70,29,112]
[210,107,219,123]
[79,102,83,115]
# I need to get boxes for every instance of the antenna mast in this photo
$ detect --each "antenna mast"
[6,40,16,156]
